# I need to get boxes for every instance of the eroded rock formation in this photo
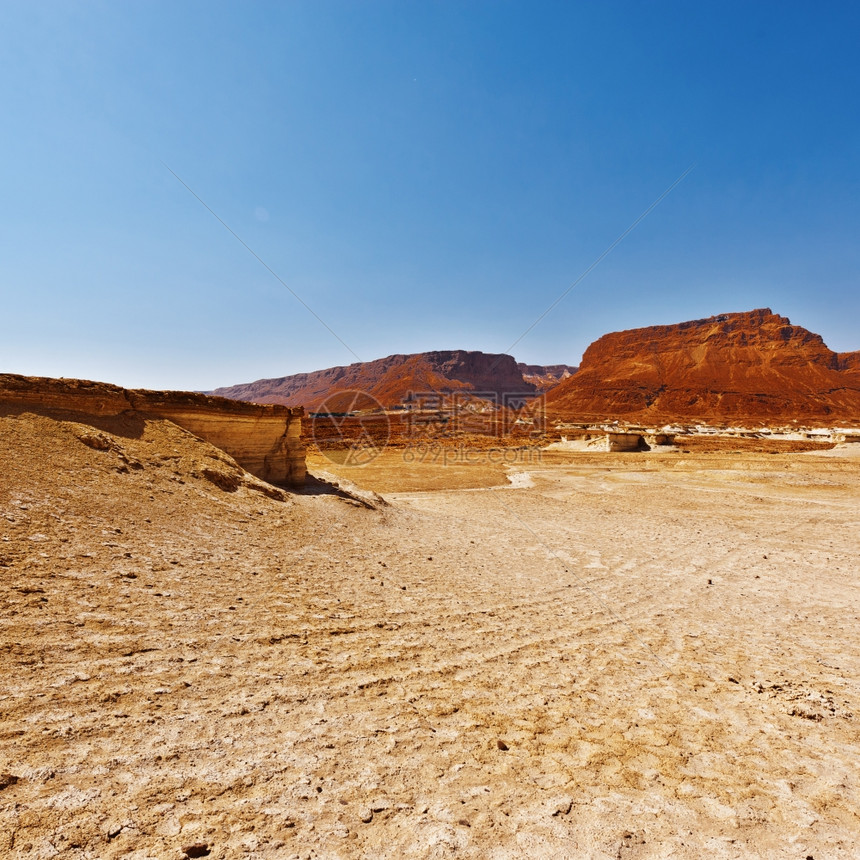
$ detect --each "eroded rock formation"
[546,309,860,424]
[0,374,306,486]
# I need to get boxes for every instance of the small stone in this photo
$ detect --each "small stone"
[549,796,573,816]
[359,808,373,823]
[496,739,509,751]
[0,773,19,791]
[370,798,390,812]
[182,844,210,858]
[457,818,471,827]
[78,433,112,451]
[106,823,123,839]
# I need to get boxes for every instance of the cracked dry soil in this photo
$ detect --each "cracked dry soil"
[2,412,860,859]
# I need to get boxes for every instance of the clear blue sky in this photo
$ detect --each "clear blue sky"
[2,1,859,389]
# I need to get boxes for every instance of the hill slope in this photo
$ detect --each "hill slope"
[546,308,860,423]
[211,350,536,410]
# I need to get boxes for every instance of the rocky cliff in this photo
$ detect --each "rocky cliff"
[0,374,306,486]
[517,363,578,391]
[545,309,860,424]
[212,351,537,410]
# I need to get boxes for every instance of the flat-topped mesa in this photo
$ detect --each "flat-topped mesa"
[546,309,860,425]
[0,374,306,487]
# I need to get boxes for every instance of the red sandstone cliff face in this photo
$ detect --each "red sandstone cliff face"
[212,351,536,410]
[545,309,860,424]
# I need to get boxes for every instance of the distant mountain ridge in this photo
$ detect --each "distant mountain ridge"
[210,350,543,410]
[545,308,860,423]
[517,363,578,391]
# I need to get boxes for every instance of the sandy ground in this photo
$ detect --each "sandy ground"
[2,412,860,859]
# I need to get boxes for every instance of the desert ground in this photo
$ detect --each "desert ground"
[2,410,860,859]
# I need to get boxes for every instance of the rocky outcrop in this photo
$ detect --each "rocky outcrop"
[838,351,860,372]
[211,350,537,409]
[517,363,578,391]
[0,374,306,486]
[546,309,860,424]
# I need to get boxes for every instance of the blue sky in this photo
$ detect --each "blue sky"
[2,1,859,389]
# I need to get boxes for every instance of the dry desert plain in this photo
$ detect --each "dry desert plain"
[2,410,860,859]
